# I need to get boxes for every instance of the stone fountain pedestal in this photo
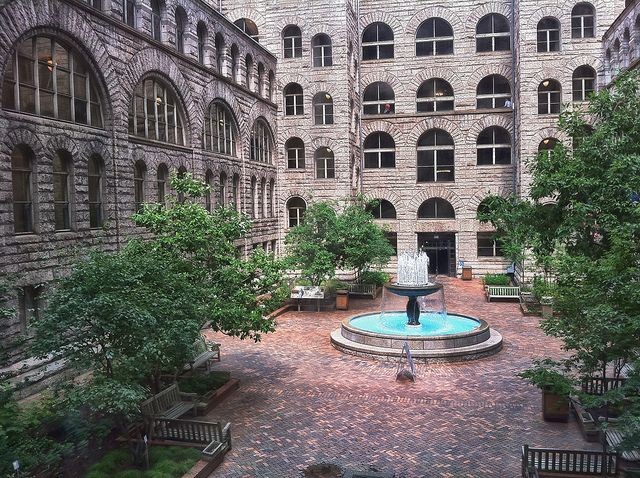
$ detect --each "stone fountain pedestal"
[384,282,443,326]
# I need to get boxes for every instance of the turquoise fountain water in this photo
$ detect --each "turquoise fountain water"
[350,311,480,336]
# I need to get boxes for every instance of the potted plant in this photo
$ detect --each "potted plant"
[519,359,575,422]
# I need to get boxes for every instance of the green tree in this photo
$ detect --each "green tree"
[480,71,640,445]
[284,201,341,284]
[337,197,394,282]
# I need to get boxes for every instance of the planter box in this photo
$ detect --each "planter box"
[543,391,569,422]
[195,378,240,415]
[336,290,349,310]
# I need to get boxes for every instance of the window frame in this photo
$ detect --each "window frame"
[416,129,455,183]
[312,34,333,67]
[477,126,512,165]
[315,148,335,179]
[416,78,454,113]
[11,146,35,234]
[286,137,305,169]
[538,79,562,115]
[364,132,396,169]
[537,17,561,53]
[417,198,455,219]
[572,66,596,102]
[134,160,146,212]
[362,22,394,61]
[476,13,511,52]
[415,17,454,57]
[283,25,302,59]
[363,82,395,115]
[284,83,304,116]
[250,119,273,163]
[476,74,511,109]
[572,3,595,39]
[53,150,73,231]
[287,197,306,227]
[313,92,334,125]
[477,232,504,257]
[88,154,104,228]
[204,101,237,156]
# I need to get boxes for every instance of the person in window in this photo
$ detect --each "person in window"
[504,99,513,108]
[383,103,392,114]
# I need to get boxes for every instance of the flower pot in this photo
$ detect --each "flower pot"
[543,390,569,422]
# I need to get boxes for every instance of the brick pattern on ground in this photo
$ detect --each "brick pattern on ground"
[203,278,598,478]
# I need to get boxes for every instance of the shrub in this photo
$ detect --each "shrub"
[85,446,200,478]
[532,277,556,301]
[359,270,390,286]
[178,371,230,396]
[483,274,510,286]
[322,278,348,295]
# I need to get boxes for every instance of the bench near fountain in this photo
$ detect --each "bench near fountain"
[330,252,503,362]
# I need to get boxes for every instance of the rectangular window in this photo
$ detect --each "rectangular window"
[385,231,398,255]
[18,285,43,332]
[477,233,504,257]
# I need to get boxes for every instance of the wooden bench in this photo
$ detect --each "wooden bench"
[140,384,197,419]
[183,338,220,373]
[347,283,379,299]
[606,429,640,462]
[522,445,619,477]
[570,398,599,443]
[486,285,521,302]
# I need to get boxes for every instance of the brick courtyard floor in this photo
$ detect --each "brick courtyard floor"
[202,278,597,478]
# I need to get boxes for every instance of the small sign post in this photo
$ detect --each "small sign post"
[396,341,416,382]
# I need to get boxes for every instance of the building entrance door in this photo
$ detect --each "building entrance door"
[417,233,456,277]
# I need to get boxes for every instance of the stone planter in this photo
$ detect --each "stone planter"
[543,390,569,422]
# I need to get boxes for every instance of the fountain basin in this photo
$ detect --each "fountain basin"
[330,311,503,362]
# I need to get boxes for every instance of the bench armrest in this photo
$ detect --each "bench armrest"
[179,391,198,402]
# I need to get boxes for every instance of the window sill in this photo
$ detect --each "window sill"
[128,136,193,152]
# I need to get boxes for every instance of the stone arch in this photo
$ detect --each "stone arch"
[122,47,197,140]
[309,137,343,155]
[468,115,514,139]
[1,128,45,159]
[409,187,464,219]
[277,73,312,91]
[359,12,403,37]
[308,24,342,40]
[363,188,405,214]
[226,7,266,33]
[274,16,309,35]
[465,2,512,33]
[362,120,405,140]
[361,72,405,98]
[200,79,246,132]
[407,117,463,146]
[0,5,119,125]
[405,6,464,37]
[47,135,81,160]
[467,187,512,212]
[524,5,564,30]
[468,64,514,96]
[409,68,464,103]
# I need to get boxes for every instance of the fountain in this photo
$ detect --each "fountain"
[330,252,503,362]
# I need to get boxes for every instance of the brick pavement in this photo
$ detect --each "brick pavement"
[202,278,597,478]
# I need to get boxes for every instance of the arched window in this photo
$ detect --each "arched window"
[151,0,162,41]
[128,76,186,145]
[538,79,562,114]
[175,6,187,53]
[157,163,168,206]
[250,119,273,163]
[286,137,305,169]
[245,54,254,90]
[257,63,265,96]
[123,0,136,27]
[176,166,187,203]
[538,137,559,159]
[230,44,239,81]
[418,198,455,219]
[476,14,510,52]
[572,3,595,39]
[219,172,227,207]
[269,179,275,217]
[260,178,266,218]
[197,22,207,64]
[284,83,304,116]
[232,173,239,211]
[537,17,560,52]
[88,155,104,228]
[287,197,306,227]
[53,150,73,230]
[476,75,511,109]
[367,199,396,219]
[11,146,35,234]
[363,82,395,115]
[416,18,454,56]
[250,176,257,218]
[312,34,332,67]
[364,132,395,169]
[315,147,335,179]
[313,92,334,125]
[362,23,394,60]
[204,169,214,211]
[268,70,275,102]
[234,18,259,41]
[416,78,454,112]
[2,36,104,127]
[87,0,102,9]
[283,25,302,58]
[134,160,146,212]
[215,33,224,72]
[477,127,511,165]
[204,102,236,155]
[572,65,596,101]
[417,129,454,182]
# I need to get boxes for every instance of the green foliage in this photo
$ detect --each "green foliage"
[85,446,200,478]
[518,359,576,396]
[133,175,286,342]
[483,274,510,286]
[359,270,391,287]
[178,371,230,396]
[481,71,640,431]
[321,278,348,296]
[284,197,394,284]
[532,277,556,302]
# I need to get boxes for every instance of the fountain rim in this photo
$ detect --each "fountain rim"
[343,312,487,341]
[384,281,444,292]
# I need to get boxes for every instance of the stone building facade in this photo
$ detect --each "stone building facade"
[222,0,625,278]
[0,0,277,381]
